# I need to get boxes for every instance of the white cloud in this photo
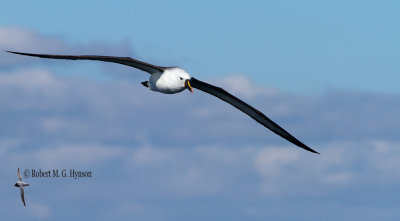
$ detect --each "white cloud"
[28,203,51,219]
[251,139,400,196]
[254,147,300,177]
[322,172,353,184]
[31,144,124,167]
[214,75,279,98]
[369,140,400,177]
[0,26,135,72]
[0,68,66,94]
[1,143,125,170]
[1,63,400,197]
[0,27,65,67]
[0,27,64,51]
[196,144,248,165]
[132,146,178,166]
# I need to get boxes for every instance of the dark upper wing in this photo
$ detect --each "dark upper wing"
[6,51,166,74]
[190,77,319,154]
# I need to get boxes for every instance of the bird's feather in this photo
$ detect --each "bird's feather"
[190,77,319,154]
[6,51,165,74]
[20,187,26,207]
[17,168,22,181]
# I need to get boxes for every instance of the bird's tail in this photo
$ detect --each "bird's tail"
[141,81,150,88]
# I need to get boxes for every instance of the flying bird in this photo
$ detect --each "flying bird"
[6,50,318,154]
[14,168,30,207]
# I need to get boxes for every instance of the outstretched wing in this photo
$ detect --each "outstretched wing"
[17,168,22,181]
[6,51,166,74]
[189,77,319,154]
[20,187,26,207]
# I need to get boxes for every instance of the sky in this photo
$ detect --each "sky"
[0,0,400,221]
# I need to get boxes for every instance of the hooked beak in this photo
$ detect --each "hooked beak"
[185,79,193,93]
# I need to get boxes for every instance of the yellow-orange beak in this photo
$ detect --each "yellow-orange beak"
[185,79,193,93]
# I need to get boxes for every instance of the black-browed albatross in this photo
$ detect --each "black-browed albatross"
[6,50,319,154]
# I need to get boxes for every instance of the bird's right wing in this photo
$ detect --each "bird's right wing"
[6,51,166,74]
[189,77,319,154]
[17,168,22,181]
[20,187,26,207]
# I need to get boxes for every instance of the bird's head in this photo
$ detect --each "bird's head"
[158,67,193,94]
[170,67,193,93]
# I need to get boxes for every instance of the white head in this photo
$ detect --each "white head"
[174,68,193,93]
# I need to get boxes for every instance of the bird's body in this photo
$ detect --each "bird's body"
[14,168,29,207]
[149,67,191,94]
[14,181,29,187]
[6,50,319,154]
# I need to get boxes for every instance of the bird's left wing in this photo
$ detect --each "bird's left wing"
[189,77,319,154]
[20,187,26,207]
[17,168,22,181]
[6,51,166,74]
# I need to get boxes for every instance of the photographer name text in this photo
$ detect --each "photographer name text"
[24,169,92,179]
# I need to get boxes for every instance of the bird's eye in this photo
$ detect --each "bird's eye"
[179,77,184,80]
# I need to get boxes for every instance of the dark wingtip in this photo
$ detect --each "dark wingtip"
[5,51,39,57]
[310,149,320,154]
[5,50,24,55]
[301,144,320,154]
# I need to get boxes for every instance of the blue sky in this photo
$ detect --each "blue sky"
[1,0,399,94]
[1,1,400,221]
